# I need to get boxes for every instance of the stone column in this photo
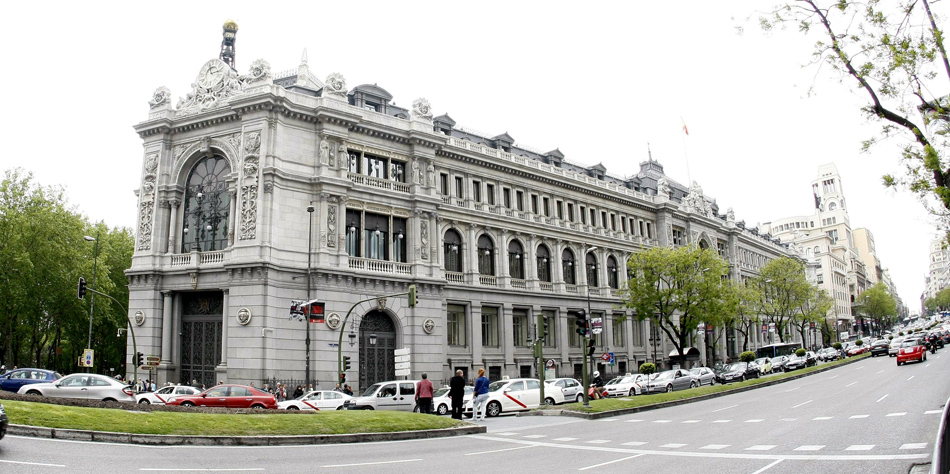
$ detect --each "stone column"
[499,229,510,286]
[166,200,180,254]
[501,304,515,370]
[470,303,483,371]
[228,190,237,247]
[525,234,537,289]
[160,291,173,364]
[220,290,229,366]
[466,223,478,284]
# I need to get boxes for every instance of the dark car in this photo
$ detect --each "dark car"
[771,355,790,372]
[869,340,890,357]
[784,354,809,371]
[715,362,760,383]
[165,384,277,409]
[0,368,62,392]
[0,403,7,441]
[805,351,818,366]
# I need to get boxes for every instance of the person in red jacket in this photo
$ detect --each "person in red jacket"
[416,373,434,414]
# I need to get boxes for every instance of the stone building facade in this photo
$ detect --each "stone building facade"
[127,47,798,390]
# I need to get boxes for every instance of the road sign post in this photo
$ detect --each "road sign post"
[394,348,411,377]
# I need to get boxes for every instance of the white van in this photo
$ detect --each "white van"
[342,380,419,411]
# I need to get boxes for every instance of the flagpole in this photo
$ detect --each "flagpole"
[681,117,691,184]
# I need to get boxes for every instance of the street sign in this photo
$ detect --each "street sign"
[82,349,94,368]
[608,352,615,366]
[394,368,411,377]
[140,365,155,371]
[146,355,160,362]
[546,359,556,368]
[600,352,611,362]
[394,347,411,365]
[591,317,603,335]
[395,354,410,363]
[394,362,410,370]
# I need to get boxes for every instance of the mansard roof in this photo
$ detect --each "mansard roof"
[350,84,393,101]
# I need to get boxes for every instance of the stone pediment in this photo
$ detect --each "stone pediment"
[350,83,393,101]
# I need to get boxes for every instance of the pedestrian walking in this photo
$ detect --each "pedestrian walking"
[416,373,434,414]
[293,385,304,399]
[472,368,490,420]
[343,384,353,396]
[449,369,466,419]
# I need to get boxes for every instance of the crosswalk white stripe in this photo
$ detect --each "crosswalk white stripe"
[850,414,869,419]
[900,443,928,450]
[746,445,776,451]
[794,445,825,451]
[701,444,729,450]
[523,435,546,439]
[659,443,687,448]
[846,445,875,451]
[553,437,578,441]
[586,440,611,444]
[621,441,647,446]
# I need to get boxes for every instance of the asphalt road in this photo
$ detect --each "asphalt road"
[0,353,946,474]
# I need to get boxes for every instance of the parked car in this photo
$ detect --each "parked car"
[689,367,716,386]
[0,368,61,393]
[897,339,927,366]
[278,390,351,410]
[17,373,135,402]
[805,351,819,365]
[753,358,773,374]
[816,348,839,362]
[847,345,868,356]
[715,362,760,383]
[136,385,200,405]
[344,380,420,411]
[463,378,545,418]
[784,354,810,371]
[771,355,790,371]
[643,369,697,393]
[165,384,277,409]
[545,378,584,403]
[0,403,6,441]
[423,386,474,414]
[604,374,648,397]
[889,337,905,357]
[869,339,890,357]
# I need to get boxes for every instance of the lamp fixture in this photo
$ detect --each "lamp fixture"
[514,254,521,260]
[369,333,377,345]
[374,226,381,237]
[484,249,491,256]
[348,331,357,346]
[348,224,357,233]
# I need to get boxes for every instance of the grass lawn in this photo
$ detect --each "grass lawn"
[549,353,870,414]
[3,402,467,436]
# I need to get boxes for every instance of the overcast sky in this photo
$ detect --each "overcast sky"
[0,1,939,309]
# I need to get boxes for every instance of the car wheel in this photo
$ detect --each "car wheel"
[487,401,502,417]
[665,384,673,393]
[544,397,555,406]
[182,401,195,407]
[740,375,746,382]
[102,398,117,403]
[576,393,584,403]
[690,381,698,389]
[26,390,41,396]
[287,406,299,410]
[139,399,151,404]
[897,361,902,366]
[336,406,344,410]
[362,406,375,410]
[437,404,448,415]
[250,404,265,409]
[628,388,636,396]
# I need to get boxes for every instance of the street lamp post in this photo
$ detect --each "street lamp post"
[305,203,314,389]
[585,245,597,404]
[84,232,100,372]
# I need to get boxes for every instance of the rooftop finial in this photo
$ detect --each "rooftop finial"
[647,142,653,161]
[301,48,308,66]
[220,20,239,69]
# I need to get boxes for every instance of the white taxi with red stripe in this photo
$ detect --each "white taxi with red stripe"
[465,378,550,418]
[278,390,352,410]
[136,385,200,405]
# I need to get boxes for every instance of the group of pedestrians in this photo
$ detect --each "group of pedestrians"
[414,369,490,420]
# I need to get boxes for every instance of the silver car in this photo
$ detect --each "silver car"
[18,373,135,402]
[689,367,716,386]
[643,369,697,394]
[545,377,584,403]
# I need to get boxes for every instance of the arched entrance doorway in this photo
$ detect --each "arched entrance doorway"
[179,292,222,388]
[359,310,396,390]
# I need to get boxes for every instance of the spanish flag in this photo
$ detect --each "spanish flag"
[682,118,689,136]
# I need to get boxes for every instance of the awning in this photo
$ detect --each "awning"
[669,347,701,359]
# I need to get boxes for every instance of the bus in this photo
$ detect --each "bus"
[756,343,802,359]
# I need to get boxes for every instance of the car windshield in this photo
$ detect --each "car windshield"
[789,355,804,361]
[605,377,622,385]
[433,388,450,398]
[361,384,382,397]
[724,363,744,372]
[754,358,768,365]
[653,371,674,380]
[901,340,920,348]
[488,381,508,392]
[689,368,702,375]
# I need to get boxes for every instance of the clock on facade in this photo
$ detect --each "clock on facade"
[196,59,229,89]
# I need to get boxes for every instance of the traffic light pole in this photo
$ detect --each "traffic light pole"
[535,312,545,404]
[85,288,137,390]
[337,285,417,387]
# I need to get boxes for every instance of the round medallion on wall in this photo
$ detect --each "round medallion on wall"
[236,308,252,326]
[423,318,436,334]
[326,312,342,330]
[133,311,146,326]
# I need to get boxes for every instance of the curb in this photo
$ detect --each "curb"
[6,423,486,446]
[520,354,870,420]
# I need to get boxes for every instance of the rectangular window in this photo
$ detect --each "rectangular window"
[520,366,532,378]
[489,366,501,382]
[472,181,481,203]
[672,228,685,246]
[486,184,495,205]
[646,222,653,239]
[516,191,524,211]
[454,176,464,198]
[392,217,407,263]
[612,317,625,347]
[503,188,511,208]
[345,209,361,256]
[601,211,608,228]
[364,154,386,179]
[543,197,550,216]
[556,201,563,220]
[440,173,448,196]
[363,213,389,260]
[543,310,557,348]
[513,309,529,347]
[610,214,616,231]
[580,206,587,224]
[531,194,539,214]
[621,216,627,233]
[389,161,405,183]
[447,304,466,346]
[348,152,361,174]
[590,209,597,226]
[567,203,574,222]
[717,241,727,257]
[481,306,499,347]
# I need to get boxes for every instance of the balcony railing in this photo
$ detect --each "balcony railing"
[511,279,527,289]
[479,275,498,286]
[348,257,411,275]
[169,250,227,267]
[347,172,411,193]
[446,271,464,283]
[539,282,554,292]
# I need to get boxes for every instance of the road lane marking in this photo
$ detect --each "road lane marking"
[701,444,730,450]
[596,419,617,422]
[845,382,857,387]
[322,459,422,468]
[0,460,67,468]
[926,410,943,414]
[465,445,535,456]
[745,419,764,423]
[926,364,931,368]
[846,445,875,451]
[887,412,907,417]
[587,440,612,444]
[908,376,915,381]
[746,445,776,451]
[578,454,644,471]
[826,375,839,380]
[876,394,889,402]
[712,419,732,423]
[142,470,264,472]
[712,404,738,412]
[784,386,801,392]
[681,420,701,424]
[794,445,825,451]
[750,459,783,474]
[812,417,833,421]
[659,443,686,448]
[523,435,547,439]
[850,414,869,419]
[900,443,928,450]
[622,441,647,446]
[653,420,672,423]
[554,437,578,441]
[876,370,884,374]
[792,400,812,409]
[495,432,519,436]
[625,419,643,423]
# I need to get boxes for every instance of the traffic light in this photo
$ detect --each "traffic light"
[408,284,417,308]
[78,277,86,300]
[343,356,351,371]
[340,373,346,383]
[542,319,550,339]
[587,339,596,357]
[136,352,144,366]
[574,310,588,336]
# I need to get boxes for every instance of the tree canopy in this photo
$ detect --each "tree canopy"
[755,257,816,342]
[858,281,899,329]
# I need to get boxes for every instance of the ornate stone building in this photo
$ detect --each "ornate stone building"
[127,24,798,389]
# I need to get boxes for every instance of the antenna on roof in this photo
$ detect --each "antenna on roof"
[220,20,239,70]
[647,142,653,161]
[301,48,308,65]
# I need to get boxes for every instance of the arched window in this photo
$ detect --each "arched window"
[478,235,495,275]
[508,240,524,280]
[537,245,551,282]
[829,201,837,211]
[444,229,462,272]
[586,252,599,287]
[562,248,576,285]
[607,255,619,289]
[182,155,231,252]
[699,240,709,250]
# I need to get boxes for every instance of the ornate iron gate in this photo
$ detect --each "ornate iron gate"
[359,310,396,391]
[180,293,222,388]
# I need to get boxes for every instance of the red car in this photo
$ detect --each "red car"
[847,345,869,356]
[897,339,927,366]
[166,384,277,409]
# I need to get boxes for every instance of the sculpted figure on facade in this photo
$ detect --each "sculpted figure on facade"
[319,139,330,166]
[657,178,672,199]
[326,205,336,247]
[683,181,712,217]
[726,207,735,223]
[144,153,159,174]
[324,73,347,99]
[411,98,433,121]
[420,219,429,260]
[337,143,347,169]
[148,87,171,109]
[242,59,271,84]
[411,159,421,185]
[426,161,435,188]
[243,156,259,183]
[244,131,262,156]
[177,58,247,116]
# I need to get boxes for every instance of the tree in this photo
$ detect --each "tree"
[639,362,657,375]
[759,1,950,224]
[739,351,757,363]
[624,245,729,365]
[793,285,834,348]
[755,257,813,343]
[857,282,899,333]
[720,279,762,352]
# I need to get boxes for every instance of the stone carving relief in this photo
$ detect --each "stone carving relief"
[225,133,241,153]
[239,185,258,240]
[148,87,171,109]
[726,207,735,223]
[174,144,189,161]
[244,131,261,155]
[177,59,248,116]
[137,152,160,251]
[144,153,159,175]
[227,191,236,245]
[420,219,429,260]
[657,178,672,199]
[236,308,252,325]
[319,138,330,166]
[426,161,435,188]
[667,223,674,249]
[411,98,433,120]
[324,72,347,99]
[244,59,271,84]
[326,204,336,247]
[682,181,712,217]
[243,156,259,182]
[337,143,347,168]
